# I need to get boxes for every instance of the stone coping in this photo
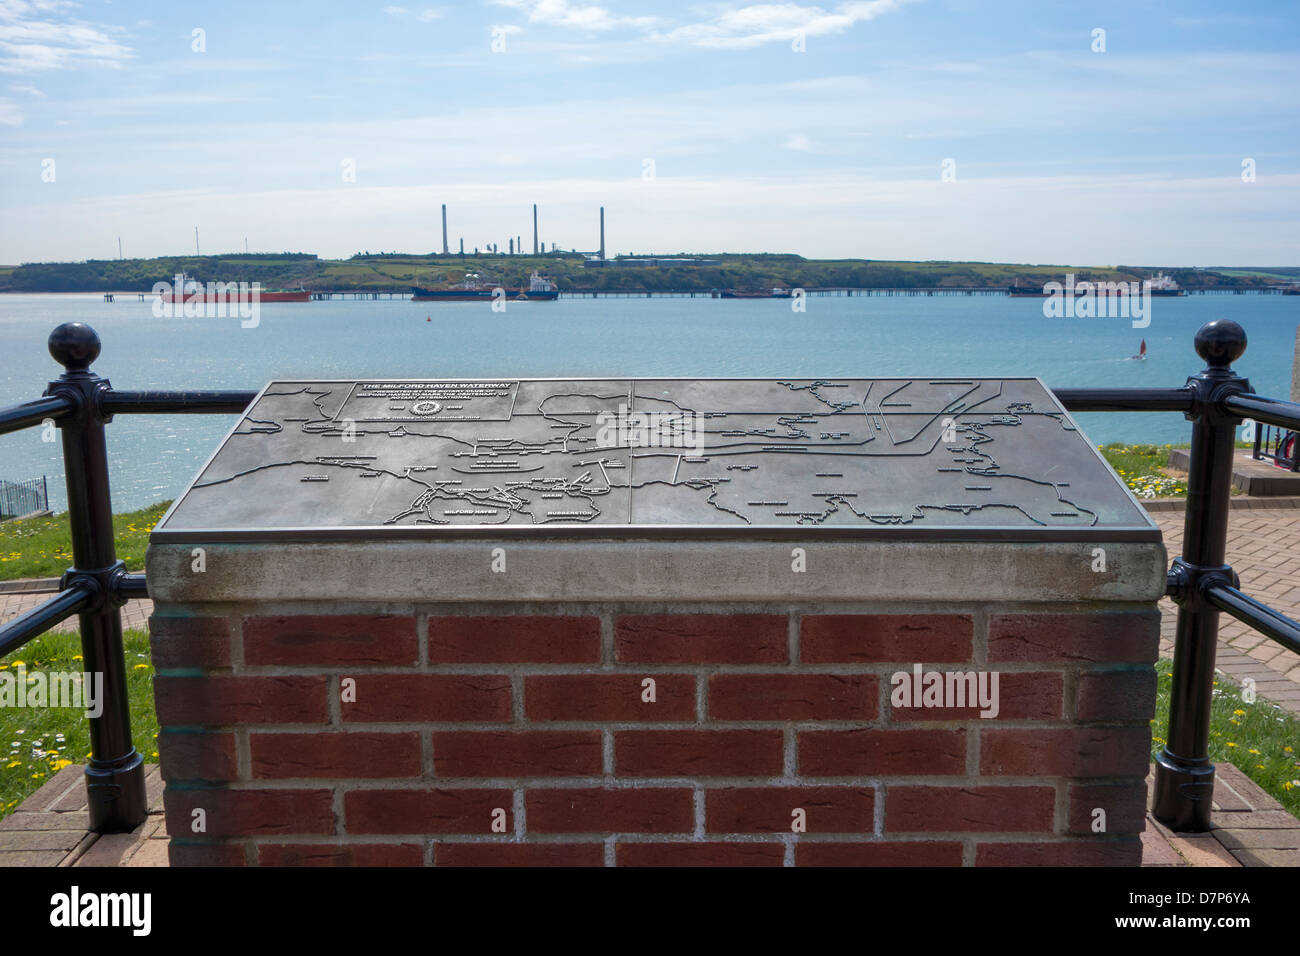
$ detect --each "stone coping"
[145,538,1168,605]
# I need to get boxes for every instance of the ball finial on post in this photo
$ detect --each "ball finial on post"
[1194,319,1247,370]
[48,322,101,372]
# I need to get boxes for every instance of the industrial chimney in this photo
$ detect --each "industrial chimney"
[599,206,605,260]
[441,205,448,256]
[533,204,539,255]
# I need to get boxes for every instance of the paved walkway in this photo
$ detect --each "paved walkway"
[0,761,1293,867]
[0,763,167,867]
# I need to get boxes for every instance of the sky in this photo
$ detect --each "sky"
[0,0,1297,266]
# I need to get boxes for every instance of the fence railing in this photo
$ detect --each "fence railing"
[1251,422,1299,472]
[0,318,1298,835]
[0,475,48,521]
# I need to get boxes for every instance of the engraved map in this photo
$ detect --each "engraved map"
[152,378,1155,537]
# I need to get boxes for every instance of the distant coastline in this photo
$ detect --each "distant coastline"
[2,253,1296,296]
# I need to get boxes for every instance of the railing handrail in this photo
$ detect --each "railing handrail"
[0,318,1297,836]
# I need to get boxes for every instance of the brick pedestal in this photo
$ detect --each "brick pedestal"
[146,537,1165,866]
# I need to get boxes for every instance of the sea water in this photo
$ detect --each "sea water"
[0,292,1295,511]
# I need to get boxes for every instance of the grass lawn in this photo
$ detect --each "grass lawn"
[1,628,157,817]
[1151,659,1300,819]
[1100,443,1189,499]
[0,501,169,581]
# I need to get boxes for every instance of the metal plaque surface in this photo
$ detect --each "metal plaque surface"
[151,377,1158,541]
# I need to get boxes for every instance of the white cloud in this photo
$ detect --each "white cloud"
[653,0,913,49]
[783,132,812,151]
[385,5,443,20]
[7,79,41,95]
[490,0,656,32]
[0,0,132,73]
[0,95,20,123]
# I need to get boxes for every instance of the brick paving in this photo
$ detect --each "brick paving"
[0,763,167,867]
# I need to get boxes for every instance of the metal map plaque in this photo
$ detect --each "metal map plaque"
[151,377,1159,541]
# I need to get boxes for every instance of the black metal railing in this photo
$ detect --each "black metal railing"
[0,323,255,833]
[0,318,1298,835]
[0,475,48,521]
[1251,422,1299,472]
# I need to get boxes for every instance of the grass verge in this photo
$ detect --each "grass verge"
[1152,658,1300,819]
[0,502,169,581]
[1100,443,1189,499]
[1,628,157,817]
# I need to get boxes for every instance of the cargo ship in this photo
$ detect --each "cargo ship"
[157,273,310,303]
[719,288,791,299]
[411,270,558,302]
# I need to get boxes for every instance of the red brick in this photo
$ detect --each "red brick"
[433,731,601,777]
[976,839,1142,866]
[525,674,695,722]
[801,614,973,664]
[988,611,1159,664]
[149,616,231,670]
[258,844,423,866]
[889,670,1062,722]
[707,787,874,833]
[979,727,1151,777]
[168,842,249,867]
[345,789,512,834]
[164,789,334,837]
[251,732,421,779]
[615,614,787,664]
[154,675,328,726]
[244,615,417,667]
[342,674,511,723]
[158,731,238,782]
[1067,781,1149,835]
[709,674,877,721]
[428,615,599,663]
[527,788,693,833]
[616,730,783,777]
[799,729,966,776]
[435,843,603,867]
[617,842,784,867]
[1076,669,1157,722]
[886,786,1055,833]
[797,842,962,866]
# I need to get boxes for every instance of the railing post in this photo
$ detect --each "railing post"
[41,322,147,833]
[1154,320,1250,831]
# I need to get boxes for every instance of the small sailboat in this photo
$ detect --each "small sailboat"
[1130,339,1147,361]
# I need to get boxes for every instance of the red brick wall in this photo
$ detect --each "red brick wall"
[150,606,1157,866]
